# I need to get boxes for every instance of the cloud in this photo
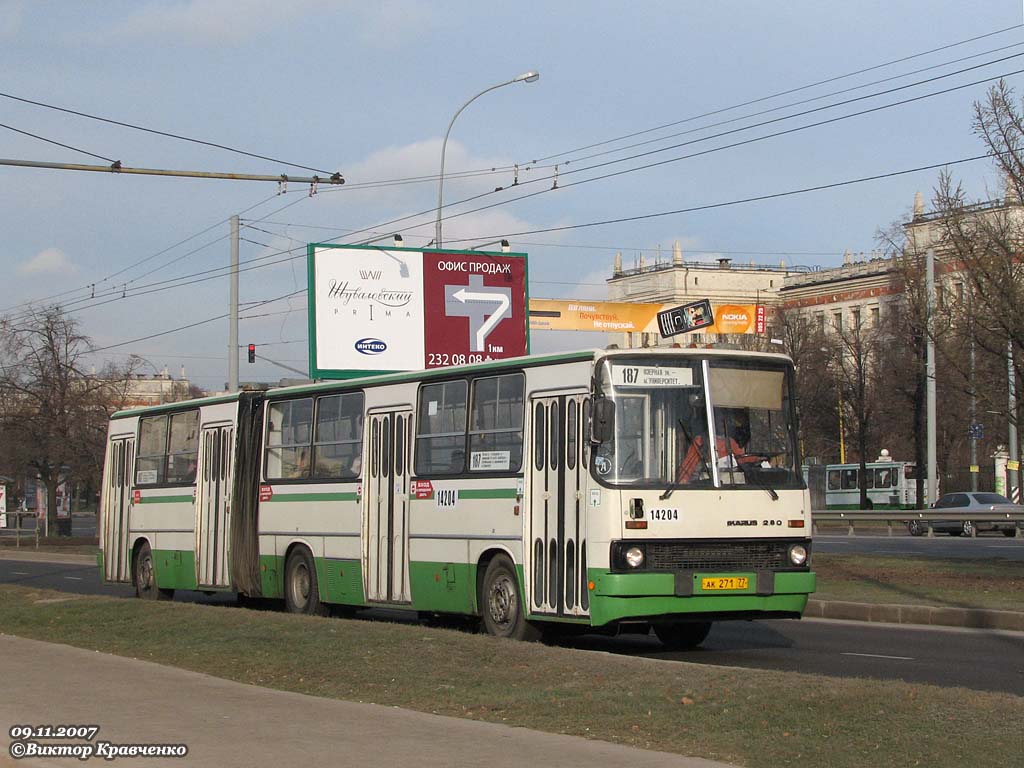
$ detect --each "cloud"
[18,248,77,275]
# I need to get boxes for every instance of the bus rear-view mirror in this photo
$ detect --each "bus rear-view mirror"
[591,398,615,443]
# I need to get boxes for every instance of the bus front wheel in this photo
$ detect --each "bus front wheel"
[479,555,540,641]
[653,621,712,650]
[134,543,173,601]
[284,548,327,616]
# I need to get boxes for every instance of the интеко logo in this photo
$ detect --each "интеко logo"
[355,338,387,355]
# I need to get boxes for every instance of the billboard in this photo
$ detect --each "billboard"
[657,299,714,337]
[308,244,528,378]
[528,299,662,333]
[529,299,766,336]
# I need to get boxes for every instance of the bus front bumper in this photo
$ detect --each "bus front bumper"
[587,569,815,627]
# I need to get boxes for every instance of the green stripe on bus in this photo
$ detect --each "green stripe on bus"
[459,488,517,499]
[265,492,360,502]
[138,495,193,504]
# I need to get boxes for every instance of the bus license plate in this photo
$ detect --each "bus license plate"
[701,576,749,591]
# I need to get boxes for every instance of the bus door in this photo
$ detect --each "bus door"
[196,423,233,588]
[103,436,134,582]
[364,409,412,604]
[527,391,590,618]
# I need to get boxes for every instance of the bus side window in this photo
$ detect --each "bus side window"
[265,398,313,480]
[415,380,468,476]
[841,468,857,490]
[827,469,840,491]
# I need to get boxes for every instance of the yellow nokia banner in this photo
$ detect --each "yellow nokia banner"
[529,299,765,335]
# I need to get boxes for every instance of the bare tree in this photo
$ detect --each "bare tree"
[929,81,1024,400]
[830,310,885,509]
[774,307,840,462]
[0,306,129,535]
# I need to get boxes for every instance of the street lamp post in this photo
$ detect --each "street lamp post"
[434,71,539,249]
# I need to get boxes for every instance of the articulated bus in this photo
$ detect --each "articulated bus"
[99,348,814,648]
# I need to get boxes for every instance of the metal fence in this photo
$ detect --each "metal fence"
[813,509,1024,537]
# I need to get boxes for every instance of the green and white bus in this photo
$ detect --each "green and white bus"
[820,455,920,510]
[99,348,814,648]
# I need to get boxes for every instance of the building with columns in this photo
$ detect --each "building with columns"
[605,241,800,347]
[115,366,194,408]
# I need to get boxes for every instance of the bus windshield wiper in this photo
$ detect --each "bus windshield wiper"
[661,420,711,500]
[738,460,779,501]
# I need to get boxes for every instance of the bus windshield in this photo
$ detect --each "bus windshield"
[592,356,800,489]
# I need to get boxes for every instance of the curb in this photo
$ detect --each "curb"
[805,599,1024,632]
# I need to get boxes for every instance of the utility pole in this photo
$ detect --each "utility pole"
[926,248,937,506]
[970,328,978,492]
[228,215,239,392]
[1009,339,1019,503]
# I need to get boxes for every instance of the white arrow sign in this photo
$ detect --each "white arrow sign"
[453,287,511,352]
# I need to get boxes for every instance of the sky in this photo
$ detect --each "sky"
[1,0,1023,390]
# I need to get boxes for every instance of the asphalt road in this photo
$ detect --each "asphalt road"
[2,556,1021,696]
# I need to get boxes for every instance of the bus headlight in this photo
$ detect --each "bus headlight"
[625,546,645,568]
[788,544,808,566]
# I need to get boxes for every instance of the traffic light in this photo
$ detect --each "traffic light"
[247,343,256,363]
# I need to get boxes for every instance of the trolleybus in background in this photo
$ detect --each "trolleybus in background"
[816,451,920,510]
[98,348,814,649]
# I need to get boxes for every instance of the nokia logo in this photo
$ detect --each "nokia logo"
[355,338,387,355]
[726,520,758,526]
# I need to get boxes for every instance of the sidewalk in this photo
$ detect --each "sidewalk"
[0,635,733,768]
[2,550,1022,631]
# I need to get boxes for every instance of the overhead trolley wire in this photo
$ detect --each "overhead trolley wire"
[446,152,1004,242]
[527,23,1024,165]
[411,62,1024,235]
[536,40,1024,170]
[6,29,1019,319]
[0,90,340,177]
[18,54,1023,321]
[0,122,117,163]
[88,150,1007,358]
[90,289,305,353]
[0,189,283,315]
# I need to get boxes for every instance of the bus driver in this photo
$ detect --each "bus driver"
[677,408,762,483]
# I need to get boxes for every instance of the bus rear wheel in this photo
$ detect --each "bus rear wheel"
[479,555,540,641]
[653,621,712,650]
[134,543,173,601]
[284,548,327,616]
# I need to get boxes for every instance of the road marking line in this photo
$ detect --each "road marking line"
[841,652,913,660]
[11,571,29,575]
[63,576,82,581]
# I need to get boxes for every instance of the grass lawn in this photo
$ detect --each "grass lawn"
[0,536,99,556]
[813,554,1024,612]
[0,584,1021,768]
